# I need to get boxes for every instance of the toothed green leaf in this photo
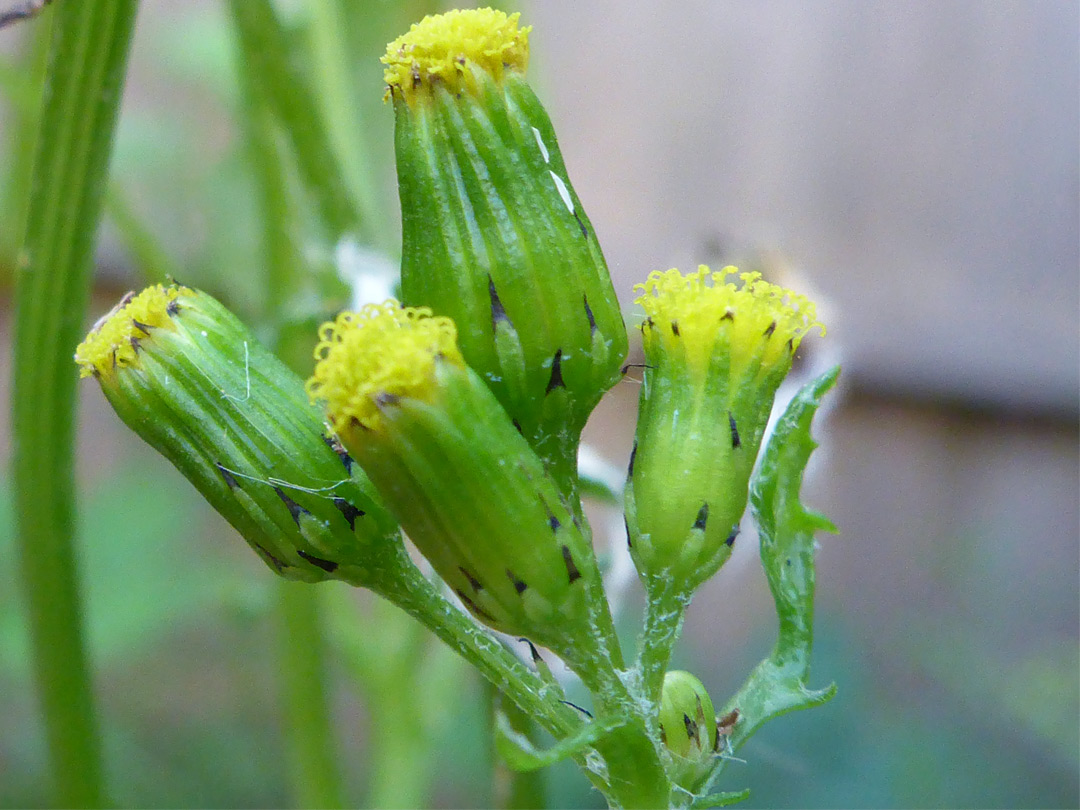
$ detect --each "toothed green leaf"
[708,366,840,785]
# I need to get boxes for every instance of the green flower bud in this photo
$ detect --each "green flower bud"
[658,670,719,790]
[305,300,610,661]
[75,284,401,586]
[384,9,628,482]
[625,267,824,595]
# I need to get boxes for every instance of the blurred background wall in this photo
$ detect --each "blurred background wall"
[1,1,1077,807]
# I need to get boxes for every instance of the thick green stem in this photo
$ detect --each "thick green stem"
[276,582,345,810]
[11,2,138,806]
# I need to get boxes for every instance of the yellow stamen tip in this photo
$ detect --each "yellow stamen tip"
[306,301,465,433]
[75,284,190,378]
[382,8,530,105]
[634,266,825,375]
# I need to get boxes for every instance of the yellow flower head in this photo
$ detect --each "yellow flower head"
[75,284,191,378]
[382,8,530,105]
[306,301,465,433]
[635,266,824,379]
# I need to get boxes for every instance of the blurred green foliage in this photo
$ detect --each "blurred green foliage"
[0,1,1076,808]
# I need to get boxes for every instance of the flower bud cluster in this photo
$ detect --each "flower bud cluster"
[78,9,832,803]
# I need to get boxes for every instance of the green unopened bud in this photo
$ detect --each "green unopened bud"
[76,284,401,585]
[658,670,719,789]
[384,9,628,481]
[306,301,608,661]
[625,267,824,595]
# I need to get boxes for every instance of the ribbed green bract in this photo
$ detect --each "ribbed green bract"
[90,287,403,586]
[393,67,628,486]
[338,356,610,662]
[625,327,794,596]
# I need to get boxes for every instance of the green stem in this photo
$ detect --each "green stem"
[379,565,580,741]
[638,577,692,706]
[373,570,680,805]
[0,16,49,275]
[276,582,345,809]
[304,0,389,247]
[227,0,366,243]
[11,2,139,806]
[363,605,429,809]
[104,185,178,285]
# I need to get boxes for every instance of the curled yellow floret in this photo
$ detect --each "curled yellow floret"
[635,266,824,377]
[382,8,529,105]
[75,284,190,378]
[306,301,464,433]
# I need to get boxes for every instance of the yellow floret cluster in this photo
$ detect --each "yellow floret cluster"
[306,301,465,433]
[382,8,529,105]
[75,284,190,378]
[635,266,824,379]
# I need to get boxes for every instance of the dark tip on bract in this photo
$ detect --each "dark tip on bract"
[628,440,638,478]
[583,293,597,333]
[693,502,709,531]
[512,418,524,434]
[725,525,740,547]
[215,462,240,488]
[545,349,566,393]
[131,318,152,335]
[459,566,484,592]
[671,320,680,337]
[333,497,363,530]
[573,210,589,239]
[721,309,734,322]
[728,411,741,449]
[547,507,561,533]
[455,589,498,623]
[375,392,401,410]
[253,541,287,573]
[764,320,777,337]
[519,637,543,663]
[561,545,582,584]
[274,486,307,527]
[166,298,181,316]
[559,699,593,719]
[322,434,353,471]
[489,275,510,329]
[129,336,140,354]
[297,549,338,573]
[506,569,528,594]
[624,514,633,548]
[684,713,700,744]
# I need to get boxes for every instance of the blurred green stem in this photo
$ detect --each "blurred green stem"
[227,0,366,244]
[105,186,177,285]
[304,0,389,246]
[11,1,139,806]
[0,16,49,271]
[235,41,346,810]
[276,583,345,809]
